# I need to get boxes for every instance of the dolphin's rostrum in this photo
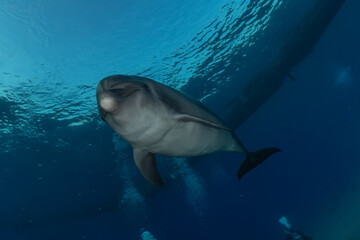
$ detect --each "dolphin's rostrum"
[96,75,280,186]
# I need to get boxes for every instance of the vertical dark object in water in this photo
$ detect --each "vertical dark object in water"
[222,0,347,129]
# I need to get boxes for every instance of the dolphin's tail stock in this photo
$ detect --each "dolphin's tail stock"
[238,148,281,180]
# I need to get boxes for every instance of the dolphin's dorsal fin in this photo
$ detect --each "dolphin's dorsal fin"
[133,148,163,186]
[174,113,231,131]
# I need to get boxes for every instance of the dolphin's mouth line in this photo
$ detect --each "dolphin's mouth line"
[123,88,141,97]
[105,88,141,97]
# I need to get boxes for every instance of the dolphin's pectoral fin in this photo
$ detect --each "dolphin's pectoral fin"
[174,113,231,131]
[133,148,164,186]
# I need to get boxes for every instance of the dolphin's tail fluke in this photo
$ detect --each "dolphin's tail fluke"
[238,148,281,180]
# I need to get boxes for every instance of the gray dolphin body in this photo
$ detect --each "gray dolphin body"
[96,75,280,186]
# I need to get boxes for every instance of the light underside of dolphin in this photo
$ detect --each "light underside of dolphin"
[96,75,280,186]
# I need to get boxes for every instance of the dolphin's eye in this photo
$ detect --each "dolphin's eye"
[141,83,151,94]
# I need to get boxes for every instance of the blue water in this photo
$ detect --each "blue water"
[0,0,359,239]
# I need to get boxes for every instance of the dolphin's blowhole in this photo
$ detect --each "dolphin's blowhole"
[100,96,117,112]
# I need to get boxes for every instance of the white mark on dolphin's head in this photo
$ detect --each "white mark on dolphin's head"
[99,95,118,113]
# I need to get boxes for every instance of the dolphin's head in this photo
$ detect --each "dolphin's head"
[96,75,152,122]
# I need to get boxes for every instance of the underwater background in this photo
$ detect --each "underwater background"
[0,0,359,239]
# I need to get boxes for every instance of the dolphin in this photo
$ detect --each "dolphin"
[96,74,280,186]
